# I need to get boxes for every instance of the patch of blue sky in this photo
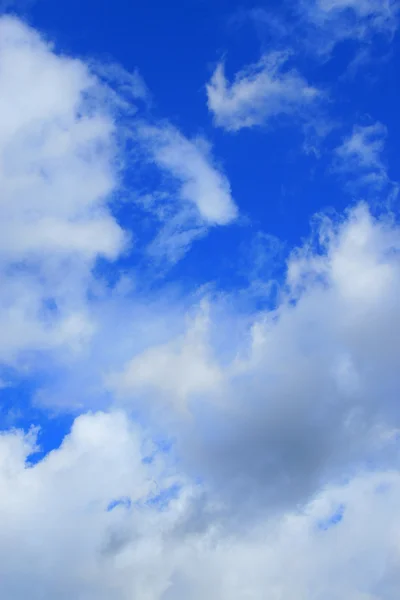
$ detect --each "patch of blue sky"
[0,374,74,466]
[107,497,132,512]
[142,436,175,465]
[145,483,182,511]
[317,504,345,532]
[106,484,181,514]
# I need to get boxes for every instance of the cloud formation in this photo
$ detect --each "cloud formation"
[110,204,400,522]
[135,123,238,263]
[1,411,400,599]
[0,16,127,364]
[0,15,238,367]
[333,122,398,198]
[206,52,320,132]
[138,125,237,225]
[302,0,399,55]
[1,10,400,600]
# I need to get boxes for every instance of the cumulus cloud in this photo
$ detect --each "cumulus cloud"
[0,16,127,364]
[0,411,183,599]
[206,52,320,131]
[111,204,400,522]
[1,411,400,598]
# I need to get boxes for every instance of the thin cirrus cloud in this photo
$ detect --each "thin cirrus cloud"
[1,411,400,599]
[0,16,125,263]
[206,51,321,132]
[109,203,400,522]
[238,0,398,79]
[207,0,398,137]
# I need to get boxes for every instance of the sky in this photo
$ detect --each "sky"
[0,0,400,597]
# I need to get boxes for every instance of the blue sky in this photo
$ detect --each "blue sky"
[1,0,400,597]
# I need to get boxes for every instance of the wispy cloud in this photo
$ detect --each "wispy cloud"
[239,0,398,73]
[206,52,321,132]
[109,204,400,520]
[302,0,399,55]
[137,124,237,225]
[333,122,398,199]
[135,123,238,263]
[0,13,239,370]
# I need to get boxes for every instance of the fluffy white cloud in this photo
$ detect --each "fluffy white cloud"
[335,123,387,169]
[110,204,400,522]
[0,411,181,599]
[109,302,223,414]
[1,410,400,599]
[0,16,128,363]
[0,17,125,261]
[206,52,320,131]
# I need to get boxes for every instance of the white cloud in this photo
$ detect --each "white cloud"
[109,302,223,414]
[1,410,400,598]
[133,123,238,264]
[335,123,387,169]
[137,123,238,225]
[0,17,125,261]
[316,0,396,21]
[245,1,398,70]
[206,52,320,132]
[333,122,398,197]
[303,0,399,54]
[93,61,151,108]
[109,204,400,522]
[0,16,128,364]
